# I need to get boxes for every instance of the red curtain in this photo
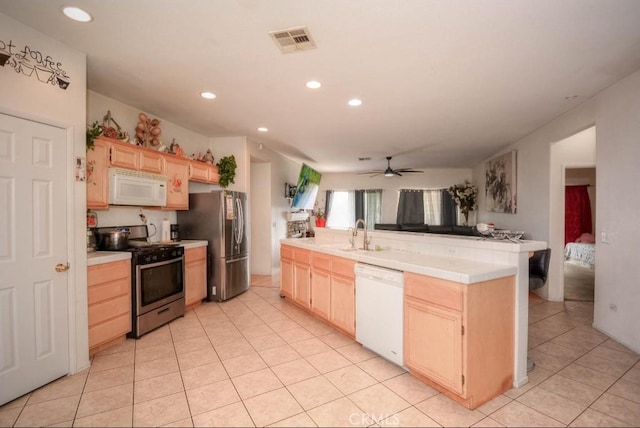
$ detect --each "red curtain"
[565,185,592,245]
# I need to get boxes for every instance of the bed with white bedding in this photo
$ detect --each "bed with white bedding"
[564,242,595,269]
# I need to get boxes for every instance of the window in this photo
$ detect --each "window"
[396,188,457,226]
[325,189,382,229]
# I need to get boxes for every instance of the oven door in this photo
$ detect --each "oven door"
[136,256,184,315]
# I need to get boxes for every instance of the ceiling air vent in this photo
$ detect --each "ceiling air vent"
[268,26,317,54]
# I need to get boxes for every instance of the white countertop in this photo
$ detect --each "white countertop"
[86,240,207,266]
[281,238,517,284]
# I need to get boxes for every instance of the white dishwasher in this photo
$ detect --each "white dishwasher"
[355,263,404,366]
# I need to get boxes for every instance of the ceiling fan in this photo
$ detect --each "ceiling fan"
[358,156,424,177]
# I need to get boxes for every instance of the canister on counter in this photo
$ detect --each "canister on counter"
[170,224,180,241]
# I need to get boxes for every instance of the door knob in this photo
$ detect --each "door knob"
[55,263,70,272]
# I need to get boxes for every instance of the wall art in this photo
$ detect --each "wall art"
[485,150,517,213]
[0,38,71,90]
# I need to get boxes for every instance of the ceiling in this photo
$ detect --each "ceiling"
[2,1,640,173]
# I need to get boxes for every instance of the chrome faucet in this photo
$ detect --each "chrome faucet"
[353,219,371,250]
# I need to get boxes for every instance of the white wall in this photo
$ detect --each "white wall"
[249,160,272,274]
[473,70,640,353]
[0,13,88,373]
[317,169,472,224]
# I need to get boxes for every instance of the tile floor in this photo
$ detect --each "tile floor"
[1,275,639,427]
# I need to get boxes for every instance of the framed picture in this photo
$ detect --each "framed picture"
[485,150,517,213]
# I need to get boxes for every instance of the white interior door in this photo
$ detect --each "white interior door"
[0,113,69,405]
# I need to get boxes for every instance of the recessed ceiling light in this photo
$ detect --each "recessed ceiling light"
[348,98,362,107]
[200,91,216,99]
[306,80,322,89]
[61,6,93,22]
[257,127,268,132]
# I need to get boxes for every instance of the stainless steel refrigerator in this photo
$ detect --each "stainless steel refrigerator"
[177,191,249,301]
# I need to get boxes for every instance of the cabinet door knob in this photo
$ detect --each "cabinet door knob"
[55,263,70,272]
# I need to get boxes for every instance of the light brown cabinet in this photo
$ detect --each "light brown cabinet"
[188,161,220,184]
[162,156,190,210]
[185,246,207,309]
[87,259,131,355]
[403,272,514,409]
[293,248,311,309]
[329,256,356,336]
[310,252,331,320]
[280,245,294,298]
[86,138,110,209]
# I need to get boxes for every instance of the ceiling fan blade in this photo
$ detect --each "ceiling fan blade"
[357,170,383,175]
[395,171,403,176]
[396,169,424,173]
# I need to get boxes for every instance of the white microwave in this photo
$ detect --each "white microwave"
[108,167,167,207]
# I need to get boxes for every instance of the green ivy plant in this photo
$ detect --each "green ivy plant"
[86,121,103,150]
[216,155,237,188]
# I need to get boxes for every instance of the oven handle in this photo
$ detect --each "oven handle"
[137,255,184,271]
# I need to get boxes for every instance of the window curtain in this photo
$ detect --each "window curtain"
[364,189,382,228]
[423,189,443,225]
[396,189,424,224]
[440,189,457,226]
[324,190,333,219]
[355,190,364,226]
[565,185,592,245]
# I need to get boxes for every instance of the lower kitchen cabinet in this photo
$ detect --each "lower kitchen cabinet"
[185,246,207,309]
[310,252,331,320]
[329,256,356,336]
[404,272,514,409]
[87,259,131,356]
[293,248,311,309]
[280,245,294,298]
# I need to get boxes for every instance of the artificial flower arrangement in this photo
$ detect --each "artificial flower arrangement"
[448,180,478,226]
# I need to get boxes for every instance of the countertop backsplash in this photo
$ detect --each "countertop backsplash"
[91,206,177,243]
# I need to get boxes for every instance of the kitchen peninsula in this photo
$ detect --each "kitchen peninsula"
[280,227,546,408]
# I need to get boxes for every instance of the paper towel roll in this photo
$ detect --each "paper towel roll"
[162,219,171,242]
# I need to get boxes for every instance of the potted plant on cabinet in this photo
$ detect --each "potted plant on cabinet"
[216,155,237,188]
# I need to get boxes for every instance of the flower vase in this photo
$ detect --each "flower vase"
[459,210,476,226]
[315,218,326,228]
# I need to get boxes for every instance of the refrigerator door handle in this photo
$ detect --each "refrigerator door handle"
[238,199,244,243]
[225,255,248,263]
[235,197,243,245]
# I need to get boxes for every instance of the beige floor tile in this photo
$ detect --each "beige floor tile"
[414,394,484,427]
[306,349,353,374]
[176,346,220,371]
[600,338,640,356]
[348,383,410,421]
[528,348,574,372]
[94,338,136,356]
[325,365,378,395]
[239,322,274,339]
[258,344,302,367]
[590,345,640,365]
[472,416,505,427]
[516,386,585,424]
[335,343,378,364]
[476,394,512,415]
[76,383,133,419]
[490,400,564,427]
[206,328,245,347]
[214,338,254,360]
[180,360,229,391]
[134,355,179,381]
[84,364,134,393]
[133,391,191,427]
[14,395,80,427]
[527,334,547,349]
[318,332,356,349]
[533,341,587,361]
[185,379,240,416]
[258,311,291,324]
[191,401,255,427]
[243,388,303,427]
[288,375,344,410]
[135,342,176,365]
[268,318,302,332]
[0,393,29,410]
[557,363,618,391]
[382,373,439,405]
[222,351,268,377]
[271,358,321,386]
[538,373,602,406]
[173,335,213,357]
[267,411,316,427]
[299,319,338,337]
[277,326,316,344]
[357,356,407,382]
[623,365,640,384]
[569,408,633,427]
[135,325,172,350]
[170,325,207,343]
[90,350,135,373]
[28,370,88,404]
[72,405,133,427]
[590,393,640,426]
[380,406,440,427]
[232,314,265,330]
[306,396,369,427]
[290,337,332,357]
[134,371,184,403]
[0,407,22,427]
[246,332,287,351]
[161,416,194,427]
[575,351,636,378]
[231,367,284,399]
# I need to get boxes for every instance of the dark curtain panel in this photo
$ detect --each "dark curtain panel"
[565,185,592,245]
[396,189,424,224]
[441,189,457,226]
[324,190,333,219]
[354,190,365,227]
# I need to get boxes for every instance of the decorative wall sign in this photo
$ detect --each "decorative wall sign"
[0,38,71,90]
[485,150,517,213]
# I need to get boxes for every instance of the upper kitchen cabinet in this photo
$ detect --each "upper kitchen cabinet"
[110,139,164,173]
[188,161,220,184]
[87,138,110,209]
[163,155,190,210]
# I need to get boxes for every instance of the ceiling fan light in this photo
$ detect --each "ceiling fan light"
[384,170,394,177]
